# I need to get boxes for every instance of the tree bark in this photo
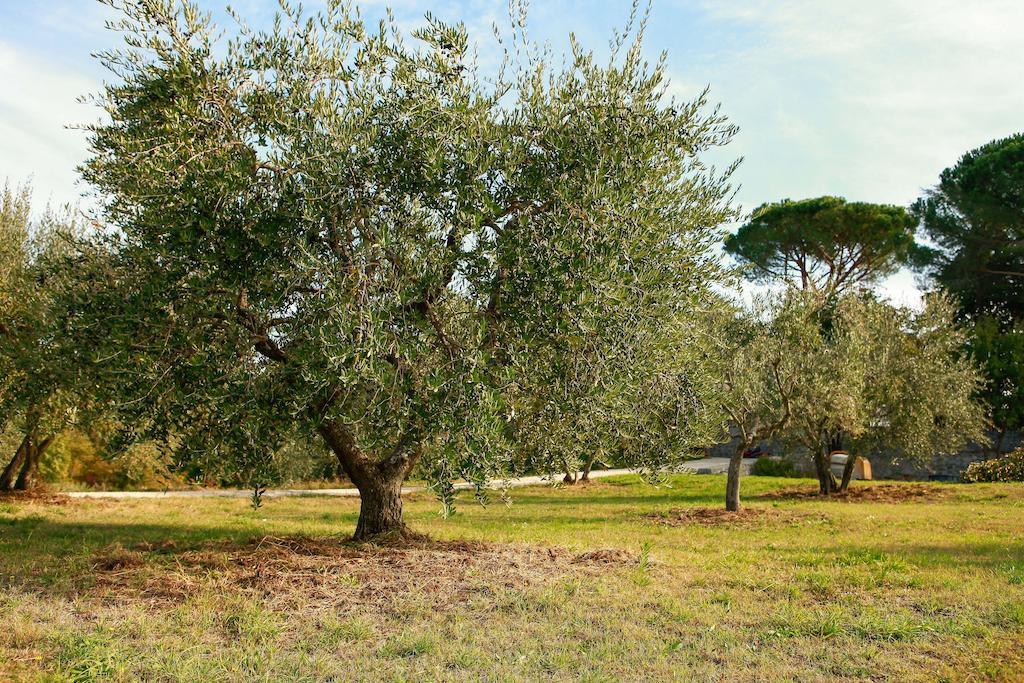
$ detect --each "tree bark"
[352,474,408,541]
[580,452,598,483]
[725,443,747,512]
[316,419,417,541]
[561,458,577,485]
[14,436,52,491]
[814,449,837,496]
[0,435,30,491]
[838,454,857,492]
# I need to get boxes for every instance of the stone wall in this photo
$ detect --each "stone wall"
[868,431,1022,482]
[705,428,1021,482]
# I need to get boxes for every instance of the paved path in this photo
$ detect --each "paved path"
[66,457,744,500]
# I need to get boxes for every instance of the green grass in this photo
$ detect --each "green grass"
[1,475,1023,681]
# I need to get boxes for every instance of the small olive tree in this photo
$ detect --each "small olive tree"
[75,0,737,538]
[0,185,87,491]
[714,294,817,511]
[783,294,986,494]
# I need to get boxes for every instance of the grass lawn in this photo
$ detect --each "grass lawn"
[1,474,1023,681]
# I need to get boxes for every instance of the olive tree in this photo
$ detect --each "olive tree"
[714,293,816,511]
[0,185,86,491]
[782,294,986,494]
[76,0,737,538]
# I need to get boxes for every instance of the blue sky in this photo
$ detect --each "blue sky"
[2,0,1023,305]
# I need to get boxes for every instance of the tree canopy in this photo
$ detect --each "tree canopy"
[713,294,814,511]
[725,196,921,295]
[72,0,738,538]
[779,293,986,493]
[0,185,89,490]
[911,133,1024,324]
[912,133,1024,448]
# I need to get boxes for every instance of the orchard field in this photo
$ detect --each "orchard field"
[2,475,1023,682]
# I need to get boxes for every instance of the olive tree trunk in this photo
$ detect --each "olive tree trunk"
[813,449,837,496]
[838,455,857,492]
[561,457,578,485]
[0,433,52,492]
[725,442,748,512]
[352,474,407,540]
[580,452,600,482]
[14,436,52,491]
[317,419,417,541]
[0,435,30,491]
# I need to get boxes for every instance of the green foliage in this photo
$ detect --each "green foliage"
[37,433,76,483]
[72,0,736,517]
[39,430,176,490]
[714,292,822,449]
[750,457,798,478]
[911,133,1024,324]
[725,196,921,294]
[761,293,986,476]
[0,183,102,488]
[968,318,1024,441]
[962,449,1024,483]
[847,294,987,460]
[912,134,1024,440]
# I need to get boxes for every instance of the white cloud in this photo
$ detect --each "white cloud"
[685,0,1024,204]
[0,42,100,210]
[673,0,1024,306]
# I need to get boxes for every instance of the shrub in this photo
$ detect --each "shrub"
[751,456,799,478]
[39,430,181,490]
[962,449,1024,483]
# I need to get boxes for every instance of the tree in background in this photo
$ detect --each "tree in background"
[967,319,1024,454]
[725,196,921,295]
[74,1,737,539]
[911,133,1024,453]
[0,185,89,491]
[714,294,812,511]
[508,281,729,489]
[782,294,985,494]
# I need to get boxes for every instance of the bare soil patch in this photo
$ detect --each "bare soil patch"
[647,506,822,528]
[0,490,71,505]
[554,480,621,494]
[88,535,638,610]
[757,483,950,504]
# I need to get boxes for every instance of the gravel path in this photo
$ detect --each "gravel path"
[65,457,745,499]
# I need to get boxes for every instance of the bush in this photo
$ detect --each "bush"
[750,456,799,478]
[962,449,1024,483]
[39,430,181,490]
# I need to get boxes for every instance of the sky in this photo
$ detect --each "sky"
[2,0,1023,306]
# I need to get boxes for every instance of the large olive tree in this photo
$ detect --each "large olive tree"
[76,0,737,538]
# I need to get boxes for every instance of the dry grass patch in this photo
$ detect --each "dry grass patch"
[91,544,147,571]
[88,535,639,613]
[0,489,71,505]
